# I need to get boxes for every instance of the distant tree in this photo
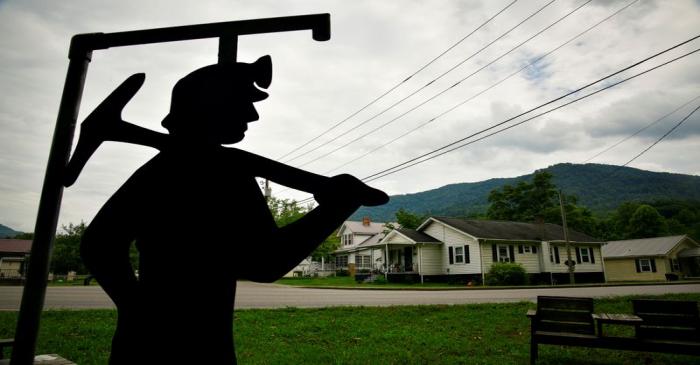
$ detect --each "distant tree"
[266,197,335,261]
[51,222,87,274]
[14,232,34,240]
[394,208,425,229]
[487,171,558,222]
[627,204,669,239]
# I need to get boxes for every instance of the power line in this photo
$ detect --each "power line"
[274,0,519,161]
[360,35,700,182]
[295,0,593,169]
[618,103,700,169]
[325,0,639,175]
[283,0,557,164]
[584,94,700,163]
[363,47,700,183]
[293,46,700,206]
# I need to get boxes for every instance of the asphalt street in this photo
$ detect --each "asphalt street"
[1,282,699,310]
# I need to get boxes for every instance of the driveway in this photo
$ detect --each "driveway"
[1,282,699,310]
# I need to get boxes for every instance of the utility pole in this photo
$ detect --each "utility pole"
[558,190,575,285]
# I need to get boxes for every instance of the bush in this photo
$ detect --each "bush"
[336,269,349,277]
[485,262,527,286]
[372,275,388,284]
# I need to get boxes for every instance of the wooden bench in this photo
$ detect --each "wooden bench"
[528,296,700,364]
[632,299,700,356]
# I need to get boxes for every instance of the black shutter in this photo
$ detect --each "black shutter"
[589,247,595,264]
[518,245,524,254]
[532,245,538,254]
[492,244,498,262]
[464,245,470,264]
[635,259,641,273]
[575,247,582,264]
[650,258,657,272]
[448,246,454,265]
[509,245,515,263]
[554,246,560,264]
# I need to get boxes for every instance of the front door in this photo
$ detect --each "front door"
[404,247,413,271]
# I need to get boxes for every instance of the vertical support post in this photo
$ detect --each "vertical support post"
[11,46,93,364]
[559,190,575,285]
[218,36,238,63]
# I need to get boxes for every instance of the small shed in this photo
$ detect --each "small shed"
[0,239,32,279]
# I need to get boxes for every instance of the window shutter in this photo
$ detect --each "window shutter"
[650,258,657,272]
[464,245,470,264]
[589,247,595,264]
[492,244,498,262]
[449,246,454,265]
[575,247,582,264]
[509,245,515,263]
[554,246,560,264]
[532,245,538,254]
[518,245,524,254]
[635,259,641,273]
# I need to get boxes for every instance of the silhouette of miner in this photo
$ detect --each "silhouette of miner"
[75,55,388,364]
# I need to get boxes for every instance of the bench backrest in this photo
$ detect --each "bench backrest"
[535,296,594,335]
[632,299,700,341]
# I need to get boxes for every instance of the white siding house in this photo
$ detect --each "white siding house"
[333,217,390,272]
[367,217,605,284]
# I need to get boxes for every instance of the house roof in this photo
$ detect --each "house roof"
[395,228,441,243]
[0,239,32,254]
[339,220,386,235]
[602,235,691,258]
[425,217,601,243]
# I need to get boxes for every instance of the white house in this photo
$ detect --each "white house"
[364,216,605,284]
[333,217,390,272]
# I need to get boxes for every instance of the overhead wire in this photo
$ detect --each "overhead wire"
[283,0,557,164]
[359,35,700,182]
[583,94,700,163]
[362,46,700,183]
[274,0,519,161]
[324,0,640,175]
[618,103,700,169]
[295,0,595,169]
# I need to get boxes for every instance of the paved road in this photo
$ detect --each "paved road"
[1,282,699,310]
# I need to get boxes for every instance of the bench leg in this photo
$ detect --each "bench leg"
[530,339,538,364]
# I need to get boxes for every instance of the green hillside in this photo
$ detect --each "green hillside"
[0,223,22,238]
[351,163,700,222]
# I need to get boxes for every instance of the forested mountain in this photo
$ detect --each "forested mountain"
[0,223,22,238]
[351,163,700,222]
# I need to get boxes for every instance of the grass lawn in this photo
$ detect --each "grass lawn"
[1,293,700,364]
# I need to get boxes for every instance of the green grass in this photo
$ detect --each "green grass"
[2,294,700,364]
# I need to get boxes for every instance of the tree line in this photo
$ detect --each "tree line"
[394,171,700,242]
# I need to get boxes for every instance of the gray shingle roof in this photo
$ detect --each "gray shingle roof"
[602,235,688,258]
[428,217,601,242]
[340,221,386,235]
[396,228,441,243]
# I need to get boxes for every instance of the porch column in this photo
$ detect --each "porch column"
[418,244,424,284]
[385,243,389,279]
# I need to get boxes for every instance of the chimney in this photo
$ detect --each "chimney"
[362,216,371,227]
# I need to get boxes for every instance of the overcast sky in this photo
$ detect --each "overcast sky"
[1,0,699,232]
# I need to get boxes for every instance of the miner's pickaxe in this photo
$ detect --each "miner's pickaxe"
[12,14,330,364]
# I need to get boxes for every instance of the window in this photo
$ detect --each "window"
[580,247,590,263]
[455,247,464,263]
[671,258,680,272]
[524,246,531,253]
[549,247,554,262]
[355,255,371,268]
[336,255,348,268]
[639,258,652,272]
[498,245,511,263]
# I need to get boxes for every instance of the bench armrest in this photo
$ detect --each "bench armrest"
[527,309,537,318]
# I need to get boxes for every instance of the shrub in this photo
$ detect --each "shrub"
[485,262,527,286]
[372,275,388,284]
[336,269,349,277]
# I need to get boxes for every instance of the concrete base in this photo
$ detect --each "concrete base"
[0,354,75,365]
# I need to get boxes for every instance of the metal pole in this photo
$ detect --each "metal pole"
[11,40,93,365]
[558,190,575,285]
